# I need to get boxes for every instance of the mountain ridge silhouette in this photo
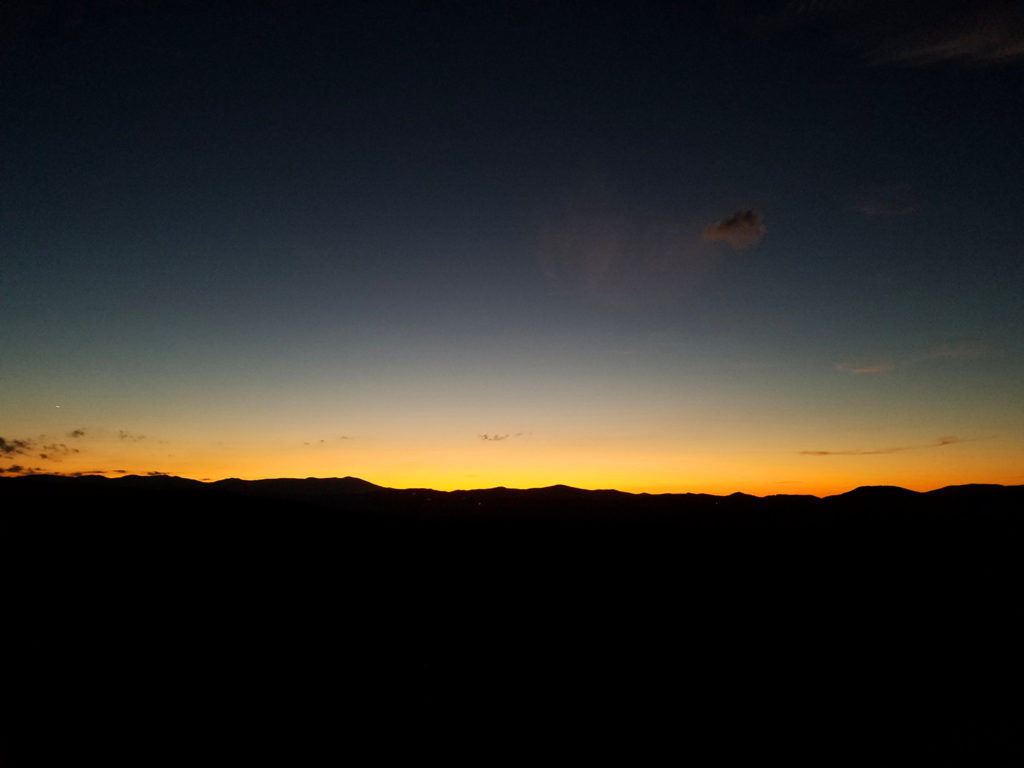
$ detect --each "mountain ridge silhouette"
[6,472,1022,500]
[3,472,1022,764]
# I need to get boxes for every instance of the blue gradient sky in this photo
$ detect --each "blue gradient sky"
[2,1,1023,492]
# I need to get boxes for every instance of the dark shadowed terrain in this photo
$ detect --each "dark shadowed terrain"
[2,476,1023,765]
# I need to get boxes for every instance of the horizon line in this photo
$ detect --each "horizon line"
[4,472,1019,500]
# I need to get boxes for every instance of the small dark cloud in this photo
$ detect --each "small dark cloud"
[0,437,33,456]
[303,436,348,446]
[147,471,169,476]
[1,465,47,475]
[41,443,80,457]
[479,434,510,441]
[801,436,963,455]
[702,210,766,249]
[118,430,146,442]
[68,429,86,438]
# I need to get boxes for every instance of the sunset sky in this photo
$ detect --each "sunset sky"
[2,0,1023,495]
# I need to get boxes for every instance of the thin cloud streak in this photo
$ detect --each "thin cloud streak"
[835,362,894,374]
[479,432,528,442]
[836,342,985,374]
[734,0,1024,68]
[870,3,1024,66]
[801,436,963,456]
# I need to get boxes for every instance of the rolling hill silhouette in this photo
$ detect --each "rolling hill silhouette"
[2,475,1022,765]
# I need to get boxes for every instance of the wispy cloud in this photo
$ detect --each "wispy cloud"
[835,361,895,374]
[0,464,46,475]
[118,430,146,442]
[801,436,963,456]
[479,432,527,442]
[726,1,1024,68]
[801,447,902,456]
[0,437,33,456]
[68,429,86,438]
[303,436,353,446]
[702,210,766,250]
[38,443,81,460]
[836,342,984,374]
[870,3,1024,66]
[538,180,728,310]
[303,436,352,448]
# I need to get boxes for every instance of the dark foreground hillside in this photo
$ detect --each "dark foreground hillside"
[3,476,1023,765]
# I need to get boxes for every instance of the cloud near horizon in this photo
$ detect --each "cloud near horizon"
[1,437,32,456]
[479,432,527,442]
[702,210,766,249]
[801,436,963,456]
[836,342,984,374]
[0,464,47,475]
[39,443,80,461]
[835,362,895,374]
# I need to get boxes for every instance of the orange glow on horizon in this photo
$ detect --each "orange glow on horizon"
[15,437,1023,498]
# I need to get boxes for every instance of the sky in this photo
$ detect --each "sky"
[2,0,1023,494]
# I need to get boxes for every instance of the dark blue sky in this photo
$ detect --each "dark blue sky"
[2,1,1023,491]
